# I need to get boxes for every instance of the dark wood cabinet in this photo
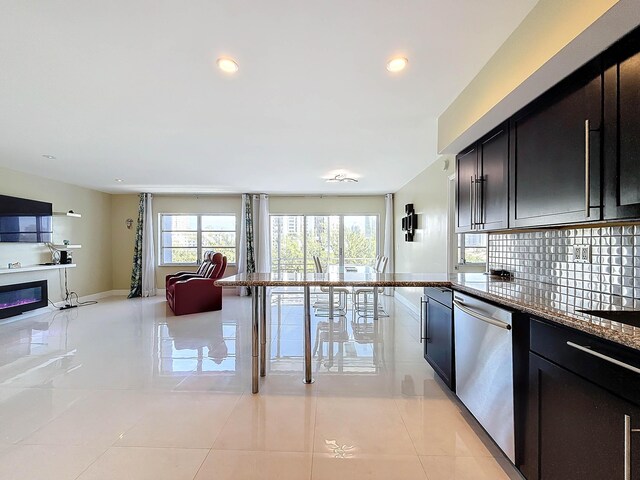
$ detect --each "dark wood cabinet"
[526,353,640,480]
[455,124,508,233]
[522,318,640,480]
[604,27,640,220]
[509,62,603,228]
[422,288,454,390]
[478,124,509,230]
[455,146,476,232]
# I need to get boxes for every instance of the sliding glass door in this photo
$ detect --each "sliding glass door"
[271,214,378,275]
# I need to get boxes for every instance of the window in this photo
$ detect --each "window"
[160,214,236,265]
[270,214,378,275]
[457,233,487,266]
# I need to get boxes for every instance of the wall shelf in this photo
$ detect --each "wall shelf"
[50,244,82,250]
[53,211,82,218]
[0,264,77,275]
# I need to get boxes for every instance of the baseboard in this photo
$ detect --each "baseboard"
[394,290,420,319]
[77,289,129,302]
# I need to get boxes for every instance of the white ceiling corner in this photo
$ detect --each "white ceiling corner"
[0,0,537,195]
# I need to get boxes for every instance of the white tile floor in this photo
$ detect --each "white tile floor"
[0,293,522,479]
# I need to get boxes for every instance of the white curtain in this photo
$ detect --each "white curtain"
[237,194,250,296]
[257,194,271,273]
[141,193,157,297]
[384,193,394,296]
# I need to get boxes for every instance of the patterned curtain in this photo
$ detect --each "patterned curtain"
[128,193,144,298]
[244,194,256,295]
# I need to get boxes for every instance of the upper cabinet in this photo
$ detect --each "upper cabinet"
[454,26,640,230]
[604,28,640,220]
[455,124,508,233]
[455,146,476,232]
[509,62,603,228]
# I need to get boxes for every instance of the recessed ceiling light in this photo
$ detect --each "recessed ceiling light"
[42,154,56,159]
[326,174,358,183]
[217,57,239,74]
[386,56,408,73]
[115,178,124,183]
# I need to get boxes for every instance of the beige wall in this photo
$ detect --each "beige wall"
[270,195,385,220]
[0,166,113,300]
[438,0,629,153]
[110,194,243,290]
[110,194,139,291]
[393,157,454,308]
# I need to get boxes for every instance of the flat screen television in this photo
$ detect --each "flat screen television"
[0,194,53,243]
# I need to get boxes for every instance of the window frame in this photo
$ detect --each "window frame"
[158,213,237,267]
[456,233,488,269]
[269,213,380,275]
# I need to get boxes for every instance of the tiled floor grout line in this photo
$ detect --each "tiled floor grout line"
[190,447,212,480]
[16,389,91,446]
[393,396,429,480]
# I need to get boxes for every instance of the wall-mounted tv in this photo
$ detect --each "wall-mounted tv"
[0,194,53,243]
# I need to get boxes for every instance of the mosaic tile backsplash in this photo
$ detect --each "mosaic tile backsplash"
[488,225,640,310]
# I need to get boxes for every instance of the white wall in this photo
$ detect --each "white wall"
[393,157,454,309]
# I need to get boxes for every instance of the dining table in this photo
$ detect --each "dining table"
[215,271,451,393]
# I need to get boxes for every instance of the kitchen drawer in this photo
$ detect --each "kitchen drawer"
[530,317,640,405]
[423,287,452,308]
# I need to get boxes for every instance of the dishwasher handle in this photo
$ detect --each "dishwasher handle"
[453,300,512,330]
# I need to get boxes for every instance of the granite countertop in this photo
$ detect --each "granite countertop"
[216,272,640,351]
[450,273,640,352]
[215,272,451,287]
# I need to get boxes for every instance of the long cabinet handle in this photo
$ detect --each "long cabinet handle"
[567,341,640,375]
[585,119,590,218]
[453,300,511,330]
[477,175,484,228]
[419,296,426,343]
[624,415,640,480]
[425,298,430,342]
[469,176,475,229]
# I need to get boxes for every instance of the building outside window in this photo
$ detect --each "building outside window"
[159,214,236,265]
[457,233,487,268]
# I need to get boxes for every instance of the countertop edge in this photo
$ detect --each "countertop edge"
[450,282,640,353]
[215,276,639,351]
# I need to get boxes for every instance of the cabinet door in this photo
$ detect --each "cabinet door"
[510,63,602,228]
[424,298,454,390]
[455,146,477,233]
[477,124,508,231]
[523,353,640,480]
[604,29,640,220]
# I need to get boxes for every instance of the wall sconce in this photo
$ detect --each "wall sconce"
[126,218,134,229]
[401,204,417,242]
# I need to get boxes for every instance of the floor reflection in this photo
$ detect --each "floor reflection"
[269,292,392,375]
[155,316,238,376]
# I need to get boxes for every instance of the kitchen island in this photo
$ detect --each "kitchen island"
[215,272,450,393]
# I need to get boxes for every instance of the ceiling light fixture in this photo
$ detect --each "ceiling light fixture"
[115,178,124,183]
[42,154,56,159]
[217,57,239,74]
[326,174,358,183]
[386,56,408,73]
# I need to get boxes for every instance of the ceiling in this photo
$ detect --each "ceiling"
[0,0,537,195]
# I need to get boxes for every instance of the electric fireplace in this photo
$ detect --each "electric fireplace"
[0,280,48,319]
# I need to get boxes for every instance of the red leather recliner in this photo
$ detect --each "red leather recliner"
[166,252,227,316]
[165,250,215,289]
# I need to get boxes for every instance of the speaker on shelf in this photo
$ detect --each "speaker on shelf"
[60,251,73,264]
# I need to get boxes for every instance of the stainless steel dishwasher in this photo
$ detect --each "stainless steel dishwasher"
[453,292,515,463]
